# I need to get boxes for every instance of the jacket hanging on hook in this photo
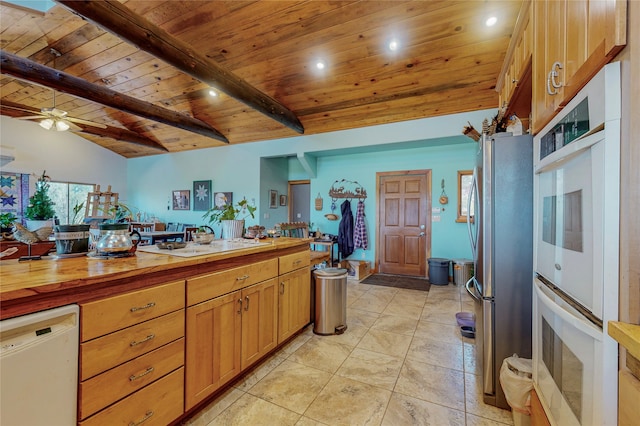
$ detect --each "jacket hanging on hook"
[353,199,368,249]
[338,200,354,258]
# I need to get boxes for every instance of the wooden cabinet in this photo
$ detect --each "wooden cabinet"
[185,250,311,410]
[530,388,551,426]
[78,280,185,423]
[241,278,279,370]
[497,0,532,121]
[278,264,311,344]
[79,368,184,426]
[531,0,626,133]
[185,260,279,410]
[185,290,242,410]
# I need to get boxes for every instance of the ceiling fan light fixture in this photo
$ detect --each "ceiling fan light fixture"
[55,119,70,131]
[39,118,54,130]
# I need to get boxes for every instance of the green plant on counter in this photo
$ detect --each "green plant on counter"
[0,212,18,230]
[24,170,56,220]
[202,196,256,225]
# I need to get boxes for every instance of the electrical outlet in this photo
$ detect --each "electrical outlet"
[361,251,366,259]
[264,213,269,219]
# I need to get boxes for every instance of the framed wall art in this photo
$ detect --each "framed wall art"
[269,190,278,208]
[193,180,212,211]
[214,192,233,209]
[279,195,287,206]
[172,190,190,210]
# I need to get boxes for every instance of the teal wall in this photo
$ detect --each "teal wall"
[306,143,475,264]
[125,108,493,262]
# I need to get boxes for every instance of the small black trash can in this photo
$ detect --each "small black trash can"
[428,258,450,285]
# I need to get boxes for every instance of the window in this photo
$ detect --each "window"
[456,170,475,223]
[49,181,95,224]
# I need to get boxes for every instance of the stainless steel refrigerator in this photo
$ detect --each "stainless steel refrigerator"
[465,132,533,409]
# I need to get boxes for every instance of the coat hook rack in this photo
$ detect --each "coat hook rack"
[328,179,367,200]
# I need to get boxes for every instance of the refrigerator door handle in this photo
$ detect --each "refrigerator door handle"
[465,276,481,301]
[467,168,479,261]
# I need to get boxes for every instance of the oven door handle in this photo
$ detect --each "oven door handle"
[534,280,602,340]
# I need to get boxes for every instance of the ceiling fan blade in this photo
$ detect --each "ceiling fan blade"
[16,115,47,120]
[65,121,83,131]
[3,104,40,114]
[66,117,108,129]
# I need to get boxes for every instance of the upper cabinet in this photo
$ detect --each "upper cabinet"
[497,0,533,131]
[531,0,627,134]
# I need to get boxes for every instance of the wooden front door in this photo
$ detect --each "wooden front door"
[377,170,431,277]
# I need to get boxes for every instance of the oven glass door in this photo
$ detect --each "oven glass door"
[535,134,604,318]
[533,279,602,426]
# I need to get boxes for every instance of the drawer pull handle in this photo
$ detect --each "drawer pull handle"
[236,274,249,281]
[130,302,156,312]
[129,366,155,381]
[130,334,155,347]
[129,410,154,426]
[244,295,250,311]
[294,259,302,265]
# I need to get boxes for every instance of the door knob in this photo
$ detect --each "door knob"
[419,232,425,237]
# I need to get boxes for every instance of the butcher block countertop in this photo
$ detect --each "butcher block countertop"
[0,238,309,320]
[608,321,640,361]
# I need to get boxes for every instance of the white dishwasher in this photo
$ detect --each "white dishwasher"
[1,304,79,426]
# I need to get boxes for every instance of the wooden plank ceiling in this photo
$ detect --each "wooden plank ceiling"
[0,0,522,158]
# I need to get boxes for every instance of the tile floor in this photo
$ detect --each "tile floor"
[186,278,515,425]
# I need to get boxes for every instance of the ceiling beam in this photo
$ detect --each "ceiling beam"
[0,51,229,143]
[56,0,304,135]
[0,101,168,151]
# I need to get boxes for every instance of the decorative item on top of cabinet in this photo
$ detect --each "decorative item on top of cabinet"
[531,0,626,134]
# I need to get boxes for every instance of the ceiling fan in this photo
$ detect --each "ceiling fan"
[12,90,107,132]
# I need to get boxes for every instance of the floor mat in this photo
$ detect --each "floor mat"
[359,273,431,291]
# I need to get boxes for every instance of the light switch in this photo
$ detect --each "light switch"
[264,213,269,219]
[432,215,441,222]
[297,213,301,218]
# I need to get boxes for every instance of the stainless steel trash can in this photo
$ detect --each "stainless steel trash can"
[453,258,473,285]
[313,268,348,335]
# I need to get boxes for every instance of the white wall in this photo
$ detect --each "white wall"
[0,116,128,198]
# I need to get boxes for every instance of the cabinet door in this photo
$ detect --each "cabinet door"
[185,291,241,410]
[278,267,311,344]
[532,0,565,131]
[241,278,278,370]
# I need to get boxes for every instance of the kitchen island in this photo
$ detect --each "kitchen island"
[0,237,312,425]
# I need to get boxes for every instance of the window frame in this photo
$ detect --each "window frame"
[456,170,474,223]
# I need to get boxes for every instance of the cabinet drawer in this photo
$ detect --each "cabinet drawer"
[79,367,184,426]
[279,250,310,275]
[79,338,184,420]
[187,258,278,305]
[80,310,184,380]
[81,280,185,341]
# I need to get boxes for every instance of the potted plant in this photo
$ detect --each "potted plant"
[202,196,256,239]
[0,212,18,234]
[53,202,91,255]
[24,170,56,229]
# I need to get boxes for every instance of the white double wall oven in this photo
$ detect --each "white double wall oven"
[532,62,621,426]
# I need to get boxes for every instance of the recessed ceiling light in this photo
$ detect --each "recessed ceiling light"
[316,60,326,70]
[208,89,218,97]
[486,16,497,27]
[388,39,399,51]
